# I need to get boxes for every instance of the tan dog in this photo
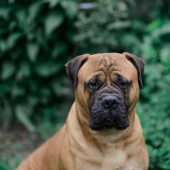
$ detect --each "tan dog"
[17,52,149,170]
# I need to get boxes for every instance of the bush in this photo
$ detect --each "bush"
[0,0,78,131]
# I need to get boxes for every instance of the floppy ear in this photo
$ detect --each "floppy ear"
[65,54,89,90]
[123,52,144,88]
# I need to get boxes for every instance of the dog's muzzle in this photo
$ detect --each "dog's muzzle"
[89,92,129,131]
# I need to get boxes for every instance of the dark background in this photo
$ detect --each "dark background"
[0,0,170,169]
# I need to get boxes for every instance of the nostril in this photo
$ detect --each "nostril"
[102,96,118,109]
[112,102,117,108]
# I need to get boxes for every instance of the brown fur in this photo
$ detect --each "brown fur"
[17,53,149,170]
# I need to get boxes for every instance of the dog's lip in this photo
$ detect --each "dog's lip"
[114,123,129,130]
[104,123,114,129]
[89,121,129,131]
[89,124,103,131]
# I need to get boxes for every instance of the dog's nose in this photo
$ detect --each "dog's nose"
[102,96,118,109]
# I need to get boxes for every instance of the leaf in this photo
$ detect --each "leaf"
[12,85,25,98]
[146,19,162,33]
[61,1,78,18]
[52,43,68,57]
[0,7,10,19]
[44,12,63,36]
[1,62,15,80]
[35,61,61,76]
[52,80,70,96]
[15,105,35,132]
[28,1,44,23]
[151,22,170,40]
[48,0,60,8]
[0,40,6,52]
[16,63,30,80]
[6,32,22,49]
[27,43,39,62]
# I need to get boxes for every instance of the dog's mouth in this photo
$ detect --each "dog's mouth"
[89,94,129,131]
[88,89,130,131]
[89,115,129,131]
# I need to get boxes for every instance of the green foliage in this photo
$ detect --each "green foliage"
[75,0,170,169]
[0,0,78,130]
[0,156,20,170]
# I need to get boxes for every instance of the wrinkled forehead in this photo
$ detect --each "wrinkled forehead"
[79,53,137,80]
[87,53,128,70]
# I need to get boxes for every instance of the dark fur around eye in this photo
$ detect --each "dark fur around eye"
[87,78,102,92]
[117,76,132,90]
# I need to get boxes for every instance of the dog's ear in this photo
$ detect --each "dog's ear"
[65,54,89,90]
[123,52,144,88]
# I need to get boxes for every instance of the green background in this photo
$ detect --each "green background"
[0,0,170,169]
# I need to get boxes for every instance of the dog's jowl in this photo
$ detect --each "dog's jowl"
[17,52,149,170]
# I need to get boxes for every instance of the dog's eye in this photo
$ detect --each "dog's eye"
[88,80,97,89]
[87,79,101,91]
[118,77,131,90]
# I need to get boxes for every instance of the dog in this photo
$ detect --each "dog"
[17,52,149,170]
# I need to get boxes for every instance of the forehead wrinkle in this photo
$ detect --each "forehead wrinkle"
[97,58,107,72]
[98,58,106,67]
[98,56,115,69]
[105,55,111,67]
[87,54,125,76]
[102,56,119,76]
[94,56,119,78]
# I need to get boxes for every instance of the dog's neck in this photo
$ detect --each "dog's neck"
[66,102,139,152]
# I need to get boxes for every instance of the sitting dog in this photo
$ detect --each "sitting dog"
[17,52,149,170]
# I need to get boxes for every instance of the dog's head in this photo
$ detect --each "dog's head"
[65,52,144,131]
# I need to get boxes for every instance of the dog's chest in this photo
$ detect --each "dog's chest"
[100,147,127,170]
[74,147,129,170]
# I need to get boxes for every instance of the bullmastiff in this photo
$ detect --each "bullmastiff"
[17,52,149,170]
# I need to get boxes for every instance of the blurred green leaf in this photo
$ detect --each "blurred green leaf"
[35,61,61,76]
[6,33,22,49]
[48,0,60,8]
[146,19,162,33]
[0,40,6,52]
[61,1,78,18]
[1,62,15,80]
[44,12,63,36]
[27,43,39,62]
[151,22,170,39]
[51,43,68,57]
[16,63,30,80]
[15,105,35,132]
[28,1,44,22]
[0,8,10,19]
